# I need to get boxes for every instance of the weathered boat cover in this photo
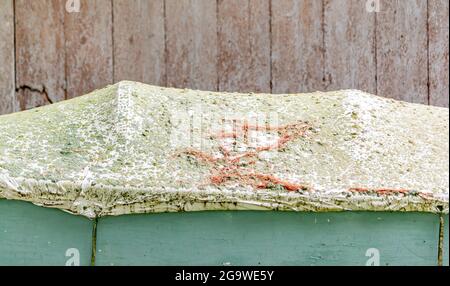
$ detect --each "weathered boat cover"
[0,81,448,218]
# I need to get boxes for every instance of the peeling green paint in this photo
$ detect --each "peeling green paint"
[0,81,448,218]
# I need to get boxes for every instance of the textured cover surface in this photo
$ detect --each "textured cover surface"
[0,81,448,218]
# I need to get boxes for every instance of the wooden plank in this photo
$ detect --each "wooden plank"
[429,0,449,107]
[96,211,439,266]
[113,0,165,85]
[165,0,218,91]
[15,0,66,111]
[217,0,270,93]
[0,0,16,115]
[0,200,93,266]
[444,215,449,266]
[376,0,428,103]
[324,0,376,93]
[271,0,324,93]
[65,0,113,99]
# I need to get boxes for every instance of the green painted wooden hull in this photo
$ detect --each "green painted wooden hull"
[0,199,448,266]
[0,200,93,266]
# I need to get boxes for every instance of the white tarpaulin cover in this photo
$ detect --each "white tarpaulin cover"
[0,81,448,218]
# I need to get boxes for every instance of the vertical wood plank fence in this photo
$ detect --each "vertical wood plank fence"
[0,0,448,116]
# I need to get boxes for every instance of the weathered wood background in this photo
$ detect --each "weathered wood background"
[0,0,448,115]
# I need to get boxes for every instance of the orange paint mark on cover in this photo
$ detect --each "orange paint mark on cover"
[179,119,312,192]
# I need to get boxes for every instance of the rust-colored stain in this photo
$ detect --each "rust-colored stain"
[348,187,433,199]
[349,187,409,196]
[179,119,312,192]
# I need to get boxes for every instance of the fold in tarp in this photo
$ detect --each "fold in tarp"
[0,81,448,218]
